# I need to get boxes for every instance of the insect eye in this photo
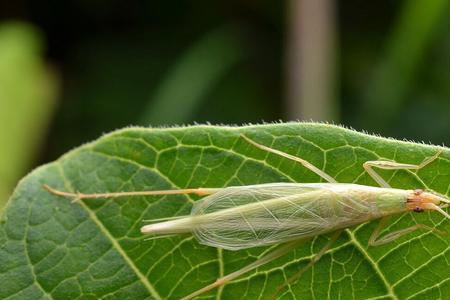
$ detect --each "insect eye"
[413,189,424,195]
[413,207,424,213]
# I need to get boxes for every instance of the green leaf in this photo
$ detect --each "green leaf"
[1,123,449,299]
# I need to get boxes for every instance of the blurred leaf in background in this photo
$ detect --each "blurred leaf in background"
[140,25,247,126]
[42,2,282,160]
[341,0,450,142]
[361,0,448,132]
[0,22,58,211]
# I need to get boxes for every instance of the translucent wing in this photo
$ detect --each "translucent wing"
[191,183,377,250]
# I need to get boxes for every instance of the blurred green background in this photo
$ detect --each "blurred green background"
[0,0,449,210]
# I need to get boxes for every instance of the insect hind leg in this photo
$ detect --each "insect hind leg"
[241,134,337,183]
[180,238,308,300]
[272,230,342,299]
[44,184,221,202]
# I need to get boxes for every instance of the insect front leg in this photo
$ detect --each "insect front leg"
[363,150,441,188]
[368,216,443,246]
[241,135,337,183]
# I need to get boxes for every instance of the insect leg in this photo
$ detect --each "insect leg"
[363,150,441,188]
[180,238,308,300]
[272,230,342,299]
[368,216,443,246]
[241,134,337,183]
[43,184,221,202]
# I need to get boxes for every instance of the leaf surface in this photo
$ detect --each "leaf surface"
[1,123,450,300]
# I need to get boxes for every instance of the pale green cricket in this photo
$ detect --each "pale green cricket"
[44,135,450,300]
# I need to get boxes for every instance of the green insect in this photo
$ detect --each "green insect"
[45,135,449,300]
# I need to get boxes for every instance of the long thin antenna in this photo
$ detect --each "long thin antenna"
[426,203,450,220]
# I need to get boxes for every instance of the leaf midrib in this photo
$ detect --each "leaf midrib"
[56,164,163,300]
[346,229,397,300]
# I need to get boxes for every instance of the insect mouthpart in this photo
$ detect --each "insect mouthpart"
[428,190,450,205]
[406,189,450,219]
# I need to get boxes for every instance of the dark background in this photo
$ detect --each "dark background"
[0,0,449,207]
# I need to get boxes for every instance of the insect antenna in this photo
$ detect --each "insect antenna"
[438,197,450,204]
[424,203,450,219]
[428,190,450,204]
